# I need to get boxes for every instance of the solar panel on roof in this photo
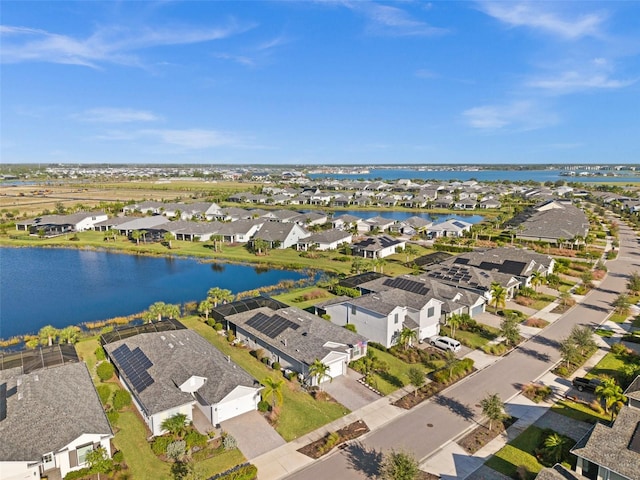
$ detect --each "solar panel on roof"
[383,277,429,295]
[111,344,154,394]
[246,312,299,338]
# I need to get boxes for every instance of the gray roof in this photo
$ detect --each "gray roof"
[104,329,257,416]
[624,374,640,402]
[254,222,307,242]
[300,229,351,245]
[424,263,520,292]
[117,216,170,230]
[402,216,432,228]
[352,235,403,252]
[333,214,363,223]
[227,306,367,366]
[94,216,138,228]
[16,211,106,227]
[448,247,553,277]
[571,405,640,480]
[534,465,587,480]
[518,204,588,240]
[0,362,112,462]
[162,220,224,235]
[216,218,265,235]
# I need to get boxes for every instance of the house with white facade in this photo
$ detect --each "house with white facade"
[0,347,113,480]
[297,229,352,251]
[15,211,108,235]
[427,219,473,238]
[351,235,406,259]
[251,222,311,249]
[102,321,261,435]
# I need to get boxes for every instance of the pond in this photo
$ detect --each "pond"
[0,247,307,339]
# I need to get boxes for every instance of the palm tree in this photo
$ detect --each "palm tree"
[145,301,167,322]
[530,271,545,292]
[627,272,640,295]
[543,433,568,464]
[612,293,631,316]
[163,232,174,249]
[569,326,596,356]
[211,234,223,252]
[140,230,148,244]
[447,314,462,340]
[38,325,59,346]
[58,326,81,344]
[131,230,142,245]
[595,377,626,419]
[480,393,504,431]
[397,327,417,351]
[377,258,387,274]
[208,287,234,307]
[160,413,188,439]
[261,377,285,408]
[489,283,507,313]
[308,359,331,389]
[404,244,418,263]
[198,298,214,322]
[163,303,181,319]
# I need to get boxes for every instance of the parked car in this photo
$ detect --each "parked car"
[572,377,602,393]
[429,335,461,352]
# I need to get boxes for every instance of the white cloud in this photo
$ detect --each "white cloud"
[0,21,254,68]
[479,2,606,39]
[142,129,239,149]
[212,52,256,67]
[527,71,636,92]
[463,101,558,131]
[75,108,162,123]
[346,3,448,37]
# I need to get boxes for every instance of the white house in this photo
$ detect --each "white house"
[15,211,108,235]
[297,230,352,251]
[0,356,113,480]
[251,222,311,249]
[102,322,261,435]
[351,235,406,259]
[428,219,473,238]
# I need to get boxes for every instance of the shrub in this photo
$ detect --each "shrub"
[96,384,111,404]
[286,371,297,381]
[252,348,266,361]
[611,343,628,355]
[321,314,331,320]
[524,318,549,328]
[589,399,604,414]
[258,400,270,412]
[106,410,119,426]
[185,430,208,450]
[96,362,115,382]
[333,285,361,298]
[112,389,132,411]
[216,464,258,480]
[112,451,124,463]
[272,361,281,371]
[344,324,356,332]
[521,383,552,403]
[227,332,235,343]
[319,432,340,454]
[223,434,238,450]
[622,334,640,344]
[368,342,388,352]
[555,366,569,378]
[432,358,474,384]
[214,322,224,331]
[151,435,173,456]
[482,343,509,356]
[63,467,92,480]
[166,440,186,460]
[95,346,106,361]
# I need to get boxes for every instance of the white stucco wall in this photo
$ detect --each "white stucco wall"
[0,462,39,480]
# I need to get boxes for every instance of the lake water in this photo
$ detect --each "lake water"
[308,168,640,183]
[0,248,306,339]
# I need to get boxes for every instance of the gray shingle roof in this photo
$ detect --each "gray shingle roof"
[534,465,587,480]
[227,306,367,365]
[0,362,112,462]
[300,229,351,245]
[571,405,640,480]
[624,375,640,402]
[423,263,519,292]
[449,247,553,277]
[104,329,256,416]
[352,235,403,251]
[518,204,588,241]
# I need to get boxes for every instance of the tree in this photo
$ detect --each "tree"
[308,359,331,389]
[261,376,285,408]
[161,413,189,439]
[131,230,142,245]
[85,446,113,480]
[379,450,419,480]
[251,238,269,255]
[404,244,418,263]
[546,273,560,291]
[397,327,417,351]
[559,337,581,369]
[164,232,174,249]
[211,234,223,252]
[360,349,389,386]
[543,433,568,464]
[569,326,596,356]
[480,393,504,431]
[407,367,424,398]
[489,283,507,313]
[207,287,234,307]
[38,325,59,346]
[627,271,640,295]
[530,271,546,292]
[144,301,168,322]
[164,303,181,320]
[443,350,458,380]
[612,293,631,316]
[447,314,463,340]
[58,325,81,344]
[499,314,521,347]
[140,229,148,243]
[198,298,214,322]
[595,377,626,419]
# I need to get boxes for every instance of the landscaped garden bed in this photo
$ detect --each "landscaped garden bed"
[457,416,518,454]
[297,420,370,459]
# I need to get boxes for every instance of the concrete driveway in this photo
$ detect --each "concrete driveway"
[221,411,286,460]
[322,369,381,411]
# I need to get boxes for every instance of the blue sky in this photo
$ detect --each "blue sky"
[1,1,639,165]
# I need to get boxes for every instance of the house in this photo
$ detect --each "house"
[0,346,113,480]
[216,219,265,243]
[154,220,224,242]
[102,320,261,435]
[365,216,396,232]
[516,203,589,245]
[570,375,640,480]
[297,229,352,251]
[428,219,473,238]
[391,216,432,235]
[115,216,170,236]
[332,214,368,233]
[15,211,108,235]
[261,209,301,223]
[225,305,367,385]
[351,235,406,259]
[479,198,502,209]
[447,247,555,288]
[251,222,311,249]
[423,262,521,300]
[292,211,328,227]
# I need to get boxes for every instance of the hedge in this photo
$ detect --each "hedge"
[96,362,115,382]
[432,358,474,385]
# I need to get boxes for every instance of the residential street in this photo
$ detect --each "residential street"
[286,220,637,479]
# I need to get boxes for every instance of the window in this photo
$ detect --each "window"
[427,307,435,317]
[351,305,356,315]
[77,444,94,465]
[394,313,399,324]
[42,453,53,463]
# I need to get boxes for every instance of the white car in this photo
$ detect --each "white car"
[429,335,461,352]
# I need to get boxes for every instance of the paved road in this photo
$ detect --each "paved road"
[287,220,637,479]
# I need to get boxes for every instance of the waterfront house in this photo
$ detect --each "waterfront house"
[0,347,113,480]
[250,222,311,249]
[332,214,368,233]
[15,211,108,235]
[102,321,260,435]
[351,235,406,259]
[225,306,367,385]
[365,216,396,232]
[427,219,473,238]
[297,229,352,251]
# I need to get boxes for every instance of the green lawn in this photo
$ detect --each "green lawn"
[609,312,630,324]
[182,316,348,441]
[358,347,434,396]
[587,350,633,385]
[441,324,499,350]
[485,425,546,480]
[273,286,336,310]
[530,294,556,311]
[551,399,610,424]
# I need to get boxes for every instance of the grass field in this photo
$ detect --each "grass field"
[551,399,610,424]
[485,425,546,480]
[272,286,336,310]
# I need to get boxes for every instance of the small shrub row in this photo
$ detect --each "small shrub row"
[523,318,549,329]
[332,285,361,298]
[521,383,553,403]
[432,358,474,385]
[293,289,329,302]
[209,463,257,480]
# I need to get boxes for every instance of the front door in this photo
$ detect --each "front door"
[42,452,55,471]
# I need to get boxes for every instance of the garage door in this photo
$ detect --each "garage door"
[215,387,258,423]
[471,304,484,317]
[326,358,345,379]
